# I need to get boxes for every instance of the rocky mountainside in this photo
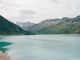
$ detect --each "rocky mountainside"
[35,16,80,34]
[19,18,67,31]
[0,15,34,35]
[16,15,80,34]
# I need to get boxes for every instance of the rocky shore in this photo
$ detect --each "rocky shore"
[0,50,11,60]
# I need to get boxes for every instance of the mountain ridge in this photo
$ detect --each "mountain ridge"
[17,15,80,34]
[0,15,34,35]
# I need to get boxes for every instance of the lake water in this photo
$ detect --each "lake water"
[0,35,80,60]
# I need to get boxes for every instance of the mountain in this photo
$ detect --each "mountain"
[16,21,35,29]
[20,15,80,34]
[20,18,66,31]
[0,15,34,35]
[37,23,80,34]
[35,16,80,34]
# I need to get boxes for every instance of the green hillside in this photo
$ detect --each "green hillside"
[25,15,80,34]
[37,23,80,34]
[0,15,34,35]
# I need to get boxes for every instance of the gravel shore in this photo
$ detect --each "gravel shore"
[0,50,11,60]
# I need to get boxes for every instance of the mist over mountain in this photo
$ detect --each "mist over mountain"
[0,15,34,35]
[17,15,80,34]
[16,21,35,29]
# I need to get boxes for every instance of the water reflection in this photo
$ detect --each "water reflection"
[0,42,12,52]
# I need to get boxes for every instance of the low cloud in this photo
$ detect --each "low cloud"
[0,0,80,23]
[19,9,36,15]
[18,9,37,19]
[9,9,37,22]
[51,0,59,3]
[0,0,3,3]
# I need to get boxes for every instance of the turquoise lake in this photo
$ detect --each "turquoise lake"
[0,35,80,60]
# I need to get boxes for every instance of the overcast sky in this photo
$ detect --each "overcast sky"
[0,0,80,23]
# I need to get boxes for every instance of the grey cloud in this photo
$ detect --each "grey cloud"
[0,0,19,8]
[19,9,37,15]
[51,0,59,3]
[14,4,20,7]
[13,9,37,21]
[0,0,4,3]
[18,9,37,19]
[0,0,6,6]
[75,0,80,10]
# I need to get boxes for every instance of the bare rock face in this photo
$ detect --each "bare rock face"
[0,50,11,60]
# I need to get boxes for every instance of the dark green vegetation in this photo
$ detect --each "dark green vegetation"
[0,15,34,35]
[37,23,80,34]
[23,15,80,34]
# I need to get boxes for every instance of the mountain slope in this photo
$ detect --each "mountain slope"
[16,21,35,29]
[0,15,34,35]
[23,15,80,34]
[36,16,80,34]
[22,18,65,32]
[37,23,80,34]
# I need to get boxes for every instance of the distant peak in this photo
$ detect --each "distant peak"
[76,15,80,18]
[62,17,69,19]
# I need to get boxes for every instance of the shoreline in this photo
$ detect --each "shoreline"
[0,50,11,60]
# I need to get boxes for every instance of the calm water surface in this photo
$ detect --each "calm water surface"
[0,35,80,60]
